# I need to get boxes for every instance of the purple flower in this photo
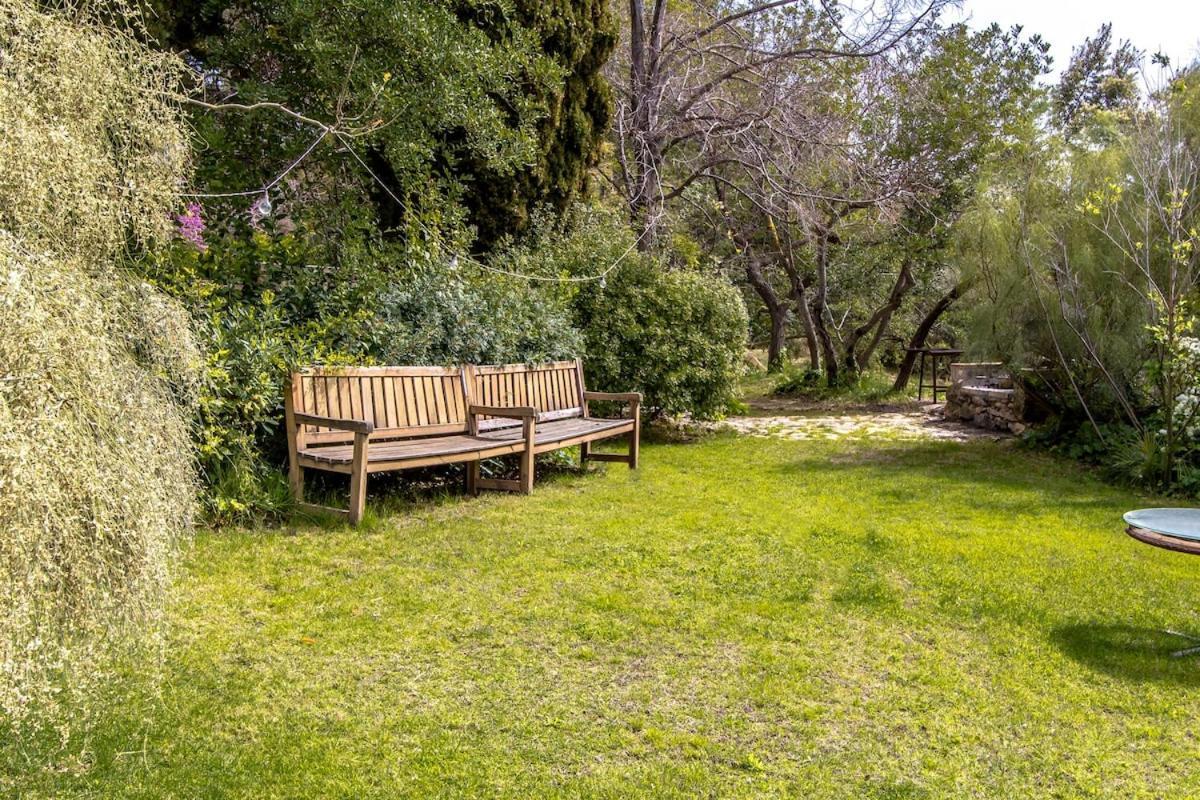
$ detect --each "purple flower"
[176,202,207,251]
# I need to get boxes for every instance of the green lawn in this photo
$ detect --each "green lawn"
[10,431,1200,798]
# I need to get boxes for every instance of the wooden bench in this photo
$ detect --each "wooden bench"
[284,360,639,524]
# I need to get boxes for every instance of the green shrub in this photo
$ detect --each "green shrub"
[773,367,825,395]
[376,269,583,365]
[574,256,748,419]
[486,206,749,419]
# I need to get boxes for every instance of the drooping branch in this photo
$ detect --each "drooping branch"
[610,0,949,246]
[893,278,971,391]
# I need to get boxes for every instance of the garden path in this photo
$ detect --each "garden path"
[722,395,1007,443]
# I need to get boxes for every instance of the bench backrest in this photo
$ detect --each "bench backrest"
[288,366,470,447]
[470,360,587,429]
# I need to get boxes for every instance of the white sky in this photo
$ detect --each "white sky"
[953,0,1200,77]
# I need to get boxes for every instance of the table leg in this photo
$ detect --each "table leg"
[1165,629,1200,658]
[917,352,926,401]
[932,354,939,402]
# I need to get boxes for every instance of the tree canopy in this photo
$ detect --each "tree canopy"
[152,0,616,249]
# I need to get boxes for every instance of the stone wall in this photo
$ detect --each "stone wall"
[944,363,1026,434]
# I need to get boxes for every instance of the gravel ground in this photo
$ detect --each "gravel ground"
[720,403,1009,442]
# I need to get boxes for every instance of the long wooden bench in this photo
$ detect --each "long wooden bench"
[284,360,640,524]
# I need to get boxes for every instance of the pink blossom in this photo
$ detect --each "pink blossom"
[176,202,207,251]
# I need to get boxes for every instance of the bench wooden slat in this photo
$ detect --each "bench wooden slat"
[434,378,444,424]
[415,376,429,425]
[419,375,432,424]
[303,365,460,377]
[328,376,340,419]
[395,376,408,426]
[385,376,398,428]
[327,376,339,424]
[332,376,345,420]
[472,360,577,375]
[368,377,380,429]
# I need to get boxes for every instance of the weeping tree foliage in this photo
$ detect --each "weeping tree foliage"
[965,68,1200,487]
[0,0,198,739]
[963,126,1146,421]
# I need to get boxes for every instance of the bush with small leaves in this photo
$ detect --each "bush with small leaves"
[574,256,748,420]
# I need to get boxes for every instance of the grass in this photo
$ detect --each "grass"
[7,430,1200,798]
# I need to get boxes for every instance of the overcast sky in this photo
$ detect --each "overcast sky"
[953,0,1200,78]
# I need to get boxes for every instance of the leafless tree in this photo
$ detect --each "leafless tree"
[608,0,948,249]
[701,39,939,378]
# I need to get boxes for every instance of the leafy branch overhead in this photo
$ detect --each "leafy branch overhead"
[153,0,616,247]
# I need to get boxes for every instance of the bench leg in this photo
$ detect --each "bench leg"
[627,401,641,469]
[348,432,369,526]
[290,465,305,503]
[466,461,480,496]
[519,418,536,494]
[579,441,590,468]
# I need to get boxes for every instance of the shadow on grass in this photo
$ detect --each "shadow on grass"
[289,448,621,532]
[773,438,1127,516]
[1050,623,1200,686]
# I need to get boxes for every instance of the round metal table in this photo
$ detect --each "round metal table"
[1124,508,1200,657]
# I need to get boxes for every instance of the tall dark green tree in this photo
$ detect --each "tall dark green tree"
[461,0,616,244]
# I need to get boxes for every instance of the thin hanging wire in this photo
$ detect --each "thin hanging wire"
[180,130,329,198]
[177,123,643,283]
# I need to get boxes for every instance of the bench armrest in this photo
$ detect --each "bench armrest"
[584,391,641,404]
[583,391,641,420]
[469,404,538,420]
[293,412,375,434]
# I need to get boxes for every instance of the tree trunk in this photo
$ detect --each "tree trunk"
[780,247,820,372]
[745,258,790,372]
[766,307,789,372]
[841,260,914,375]
[626,0,665,250]
[809,229,840,385]
[893,279,970,391]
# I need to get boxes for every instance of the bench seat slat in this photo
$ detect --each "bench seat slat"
[299,417,632,466]
[480,417,632,447]
[300,434,496,465]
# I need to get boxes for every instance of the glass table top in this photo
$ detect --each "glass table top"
[1124,508,1200,542]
